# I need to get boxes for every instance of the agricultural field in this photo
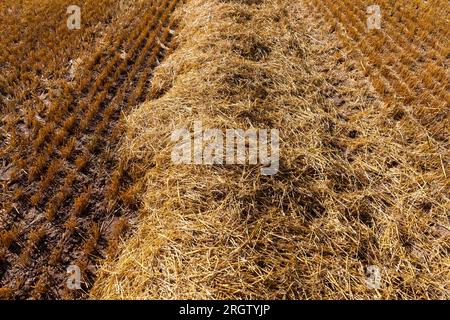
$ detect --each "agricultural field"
[0,0,449,301]
[308,0,449,140]
[0,0,179,299]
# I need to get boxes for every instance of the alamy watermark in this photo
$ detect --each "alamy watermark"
[367,5,381,30]
[66,265,81,290]
[67,5,81,30]
[171,121,279,175]
[365,265,381,289]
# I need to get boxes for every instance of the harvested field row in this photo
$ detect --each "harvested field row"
[307,0,449,140]
[0,0,180,299]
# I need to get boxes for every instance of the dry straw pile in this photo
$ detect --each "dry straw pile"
[91,0,449,299]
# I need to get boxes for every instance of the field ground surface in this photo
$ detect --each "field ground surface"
[1,0,180,299]
[0,0,449,299]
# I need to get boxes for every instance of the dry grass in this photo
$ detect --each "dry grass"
[90,0,449,299]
